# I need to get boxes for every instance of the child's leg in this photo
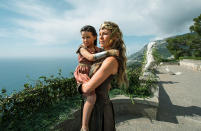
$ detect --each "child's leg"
[82,92,96,130]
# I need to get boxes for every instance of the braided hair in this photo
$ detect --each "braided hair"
[100,21,128,87]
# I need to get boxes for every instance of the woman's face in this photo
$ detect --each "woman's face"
[99,29,112,49]
[81,31,96,47]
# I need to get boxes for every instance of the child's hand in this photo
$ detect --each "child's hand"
[108,49,119,56]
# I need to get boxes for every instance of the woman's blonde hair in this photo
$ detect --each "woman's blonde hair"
[100,21,128,87]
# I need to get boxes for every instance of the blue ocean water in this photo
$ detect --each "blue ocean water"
[0,58,77,95]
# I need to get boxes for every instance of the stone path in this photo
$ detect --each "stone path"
[116,65,201,131]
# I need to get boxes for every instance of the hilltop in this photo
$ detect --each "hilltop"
[127,39,172,66]
[127,32,201,67]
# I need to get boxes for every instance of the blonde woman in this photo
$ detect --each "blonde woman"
[80,21,128,131]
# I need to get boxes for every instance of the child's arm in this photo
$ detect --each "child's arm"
[80,48,119,61]
[79,48,95,61]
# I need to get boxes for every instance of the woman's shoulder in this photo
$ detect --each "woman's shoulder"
[102,56,118,68]
[102,56,118,74]
[105,56,118,62]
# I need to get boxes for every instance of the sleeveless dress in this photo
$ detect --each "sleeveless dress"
[84,75,116,131]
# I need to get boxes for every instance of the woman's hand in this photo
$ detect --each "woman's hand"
[82,82,94,96]
[82,89,95,97]
[82,82,88,94]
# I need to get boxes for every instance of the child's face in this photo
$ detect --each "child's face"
[81,31,96,47]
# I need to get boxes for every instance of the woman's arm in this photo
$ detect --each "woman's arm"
[80,48,119,62]
[82,56,118,93]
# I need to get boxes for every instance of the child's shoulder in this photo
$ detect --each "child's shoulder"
[79,44,88,50]
[76,44,87,54]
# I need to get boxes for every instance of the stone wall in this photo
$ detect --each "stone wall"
[180,59,201,71]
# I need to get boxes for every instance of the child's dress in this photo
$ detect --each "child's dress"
[74,44,101,84]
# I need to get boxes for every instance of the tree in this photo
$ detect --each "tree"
[190,14,201,36]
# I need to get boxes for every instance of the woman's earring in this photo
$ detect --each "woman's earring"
[109,39,113,44]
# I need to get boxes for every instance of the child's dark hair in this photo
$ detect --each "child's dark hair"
[80,25,97,46]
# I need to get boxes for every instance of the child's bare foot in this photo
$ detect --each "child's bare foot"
[80,127,88,131]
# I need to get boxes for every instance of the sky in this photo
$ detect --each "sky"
[0,0,201,58]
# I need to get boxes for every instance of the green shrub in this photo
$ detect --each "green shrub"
[126,67,153,98]
[0,70,77,129]
[111,65,153,99]
[166,33,201,59]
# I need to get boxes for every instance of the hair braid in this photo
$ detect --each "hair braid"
[100,21,128,87]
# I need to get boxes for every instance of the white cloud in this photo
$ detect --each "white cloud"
[1,0,201,57]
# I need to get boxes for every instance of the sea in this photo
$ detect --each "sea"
[0,57,78,96]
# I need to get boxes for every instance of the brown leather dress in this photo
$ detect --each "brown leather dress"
[87,75,116,131]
